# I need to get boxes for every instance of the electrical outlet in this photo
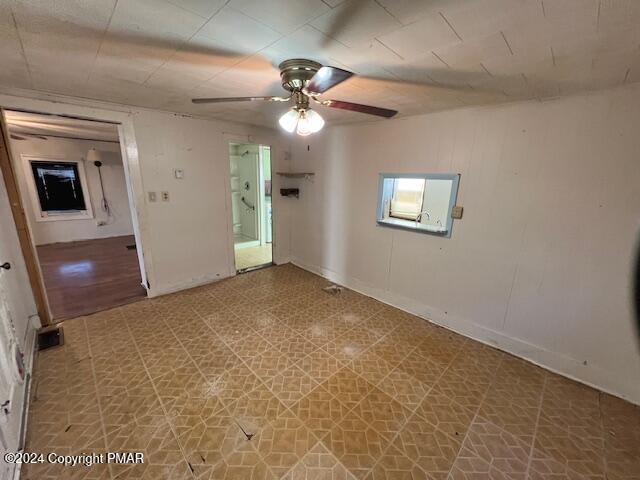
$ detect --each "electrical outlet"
[148,191,157,202]
[161,191,170,202]
[174,169,184,179]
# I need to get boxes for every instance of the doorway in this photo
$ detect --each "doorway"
[1,109,147,321]
[229,143,273,272]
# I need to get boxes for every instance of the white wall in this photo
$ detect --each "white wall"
[8,136,134,245]
[289,84,640,405]
[127,110,291,295]
[0,89,293,299]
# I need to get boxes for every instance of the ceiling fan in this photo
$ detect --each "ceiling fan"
[192,59,398,136]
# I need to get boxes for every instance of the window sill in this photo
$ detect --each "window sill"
[36,212,93,222]
[377,218,448,235]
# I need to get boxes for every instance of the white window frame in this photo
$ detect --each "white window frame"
[377,173,460,238]
[21,155,94,222]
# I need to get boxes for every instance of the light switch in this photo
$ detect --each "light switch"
[451,206,463,219]
[174,169,184,179]
[161,191,170,202]
[148,191,157,202]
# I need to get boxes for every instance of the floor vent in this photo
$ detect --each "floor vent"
[37,326,64,351]
[126,244,137,250]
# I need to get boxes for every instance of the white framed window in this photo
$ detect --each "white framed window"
[22,155,93,222]
[377,173,460,237]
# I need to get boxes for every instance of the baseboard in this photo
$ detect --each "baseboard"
[291,258,640,406]
[149,272,234,298]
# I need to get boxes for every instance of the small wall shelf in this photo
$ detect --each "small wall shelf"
[276,172,315,179]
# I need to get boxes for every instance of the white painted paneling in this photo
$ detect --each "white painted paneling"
[128,110,291,295]
[289,83,640,405]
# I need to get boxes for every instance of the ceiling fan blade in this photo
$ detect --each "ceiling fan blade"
[320,99,397,118]
[192,96,290,104]
[305,66,354,95]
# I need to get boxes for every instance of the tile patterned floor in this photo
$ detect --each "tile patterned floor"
[23,264,640,480]
[235,245,272,270]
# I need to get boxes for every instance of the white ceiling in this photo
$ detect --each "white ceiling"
[4,110,120,142]
[1,0,639,128]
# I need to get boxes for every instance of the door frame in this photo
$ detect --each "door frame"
[223,135,274,274]
[0,101,152,322]
[0,114,49,325]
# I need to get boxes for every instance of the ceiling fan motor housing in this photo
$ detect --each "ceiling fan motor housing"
[279,59,322,92]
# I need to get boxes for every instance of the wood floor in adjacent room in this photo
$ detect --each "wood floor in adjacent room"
[23,264,639,479]
[36,235,147,321]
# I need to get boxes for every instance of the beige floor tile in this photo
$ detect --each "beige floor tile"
[23,264,636,480]
[414,387,476,440]
[377,367,431,411]
[276,333,322,364]
[352,388,413,441]
[297,349,346,384]
[105,418,191,480]
[452,417,530,480]
[200,449,277,479]
[243,348,296,383]
[255,410,318,477]
[395,350,446,388]
[322,328,382,363]
[349,350,396,387]
[267,365,319,407]
[283,442,358,480]
[322,408,391,479]
[432,369,491,413]
[320,367,376,410]
[290,384,351,441]
[364,445,427,480]
[226,382,290,431]
[391,414,462,480]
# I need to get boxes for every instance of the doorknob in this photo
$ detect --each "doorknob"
[0,262,10,270]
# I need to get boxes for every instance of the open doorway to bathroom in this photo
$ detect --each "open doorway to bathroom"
[229,143,272,272]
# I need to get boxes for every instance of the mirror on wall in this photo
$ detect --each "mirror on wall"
[377,173,460,237]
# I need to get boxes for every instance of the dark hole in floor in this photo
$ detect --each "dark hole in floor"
[126,244,137,250]
[37,326,64,351]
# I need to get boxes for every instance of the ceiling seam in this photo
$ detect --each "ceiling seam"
[86,0,119,84]
[9,8,34,90]
[439,12,463,42]
[500,31,514,56]
[307,23,351,49]
[374,38,404,60]
[140,0,234,86]
[431,51,450,69]
[373,0,403,26]
[480,63,493,77]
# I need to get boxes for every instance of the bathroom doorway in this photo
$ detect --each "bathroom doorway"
[229,143,272,272]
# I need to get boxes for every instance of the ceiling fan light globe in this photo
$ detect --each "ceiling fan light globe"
[296,112,313,136]
[305,109,325,133]
[278,109,299,133]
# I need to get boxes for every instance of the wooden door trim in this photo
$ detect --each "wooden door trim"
[0,110,50,326]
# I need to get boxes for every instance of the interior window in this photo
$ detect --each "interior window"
[390,178,425,220]
[377,173,460,237]
[30,161,87,213]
